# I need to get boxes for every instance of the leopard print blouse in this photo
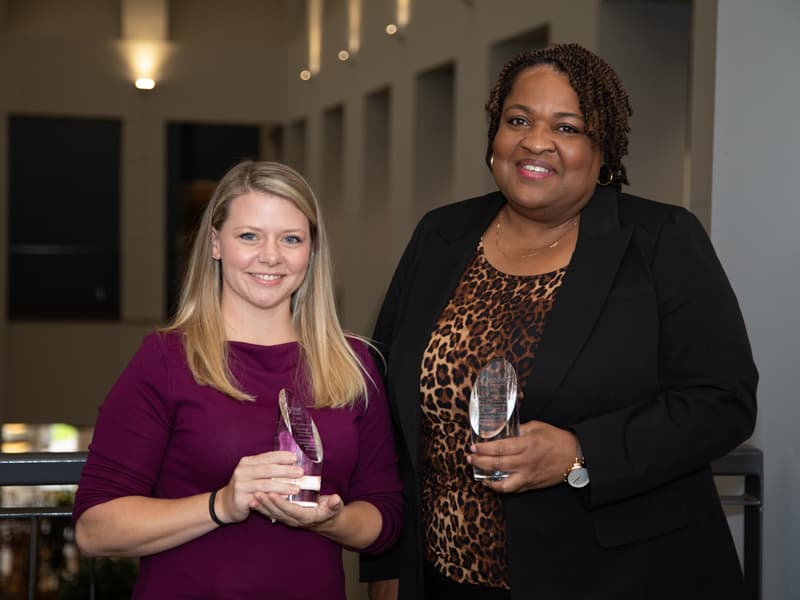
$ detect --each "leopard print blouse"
[420,240,566,589]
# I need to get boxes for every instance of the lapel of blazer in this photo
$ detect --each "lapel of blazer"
[392,192,506,474]
[521,185,633,420]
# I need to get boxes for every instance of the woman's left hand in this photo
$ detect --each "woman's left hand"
[468,420,581,493]
[251,492,344,528]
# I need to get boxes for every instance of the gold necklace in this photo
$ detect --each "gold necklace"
[495,212,579,259]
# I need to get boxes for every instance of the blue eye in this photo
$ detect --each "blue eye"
[239,232,256,241]
[284,235,303,245]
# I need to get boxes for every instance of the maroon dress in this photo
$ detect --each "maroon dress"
[74,331,402,599]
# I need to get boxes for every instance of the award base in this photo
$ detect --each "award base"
[287,481,321,508]
[473,451,513,481]
[471,427,518,481]
[285,471,322,507]
[473,471,511,481]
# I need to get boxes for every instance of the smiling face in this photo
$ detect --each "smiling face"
[211,191,312,330]
[491,65,601,219]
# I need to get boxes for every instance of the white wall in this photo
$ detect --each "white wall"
[711,1,800,598]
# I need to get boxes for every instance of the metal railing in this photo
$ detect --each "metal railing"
[1,446,763,600]
[0,451,94,600]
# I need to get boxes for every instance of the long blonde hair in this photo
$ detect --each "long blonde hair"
[163,160,370,408]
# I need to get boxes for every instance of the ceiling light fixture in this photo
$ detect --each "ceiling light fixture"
[135,77,156,90]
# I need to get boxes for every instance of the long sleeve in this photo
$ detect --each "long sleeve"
[574,206,758,506]
[346,340,404,554]
[73,332,172,522]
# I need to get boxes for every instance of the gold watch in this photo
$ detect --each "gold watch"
[564,457,590,488]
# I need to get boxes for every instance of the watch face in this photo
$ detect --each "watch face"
[567,466,590,488]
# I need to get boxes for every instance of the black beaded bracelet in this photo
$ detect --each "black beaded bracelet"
[208,489,229,527]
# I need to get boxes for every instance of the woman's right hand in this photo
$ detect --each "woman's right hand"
[215,450,304,523]
[468,420,580,493]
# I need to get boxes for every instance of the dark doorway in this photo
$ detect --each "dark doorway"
[8,114,121,320]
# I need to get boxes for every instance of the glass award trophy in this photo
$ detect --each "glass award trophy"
[274,388,323,507]
[468,357,520,481]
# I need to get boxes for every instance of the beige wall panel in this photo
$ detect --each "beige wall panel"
[121,112,165,322]
[688,0,716,231]
[122,0,167,41]
[5,322,155,425]
[0,114,6,419]
[6,0,119,39]
[170,0,286,48]
[599,2,691,207]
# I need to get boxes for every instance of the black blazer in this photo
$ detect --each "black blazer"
[361,186,758,600]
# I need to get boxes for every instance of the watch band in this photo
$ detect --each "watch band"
[563,457,582,481]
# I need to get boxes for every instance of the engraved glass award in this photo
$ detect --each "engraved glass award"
[468,357,520,481]
[274,388,323,507]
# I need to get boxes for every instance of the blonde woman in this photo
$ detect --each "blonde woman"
[74,160,402,599]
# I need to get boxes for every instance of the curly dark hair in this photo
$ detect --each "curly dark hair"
[485,43,632,186]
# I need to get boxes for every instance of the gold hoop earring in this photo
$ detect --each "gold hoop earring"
[597,163,614,186]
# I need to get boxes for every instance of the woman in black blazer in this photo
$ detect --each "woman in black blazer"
[362,43,757,600]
